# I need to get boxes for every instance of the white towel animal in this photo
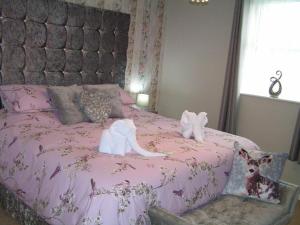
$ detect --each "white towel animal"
[180,110,208,143]
[99,119,166,157]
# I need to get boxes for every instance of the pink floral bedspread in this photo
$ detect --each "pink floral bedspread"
[0,106,258,225]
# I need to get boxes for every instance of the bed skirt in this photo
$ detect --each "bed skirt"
[0,183,49,225]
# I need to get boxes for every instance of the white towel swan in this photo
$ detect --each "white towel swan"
[180,110,208,143]
[99,119,166,157]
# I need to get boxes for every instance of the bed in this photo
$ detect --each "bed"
[0,106,259,225]
[0,0,259,225]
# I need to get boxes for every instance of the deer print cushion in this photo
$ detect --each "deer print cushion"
[223,142,288,204]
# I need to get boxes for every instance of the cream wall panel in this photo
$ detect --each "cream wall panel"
[157,0,235,129]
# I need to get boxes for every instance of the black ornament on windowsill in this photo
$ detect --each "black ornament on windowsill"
[269,70,282,98]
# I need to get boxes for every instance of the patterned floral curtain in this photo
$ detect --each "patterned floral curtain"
[125,0,165,111]
[63,0,166,111]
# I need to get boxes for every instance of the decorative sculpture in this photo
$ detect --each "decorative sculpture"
[99,119,166,157]
[269,70,282,98]
[180,111,208,143]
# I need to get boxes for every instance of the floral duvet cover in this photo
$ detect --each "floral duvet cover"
[0,106,258,225]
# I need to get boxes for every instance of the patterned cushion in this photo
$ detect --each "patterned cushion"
[83,84,124,118]
[223,142,288,203]
[79,90,112,124]
[0,84,53,113]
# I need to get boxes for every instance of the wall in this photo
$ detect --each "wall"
[158,0,300,186]
[237,94,300,185]
[157,0,235,129]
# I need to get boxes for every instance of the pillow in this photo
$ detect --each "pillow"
[0,85,53,113]
[83,84,124,118]
[79,90,112,124]
[119,89,135,105]
[84,84,135,105]
[47,85,89,125]
[223,142,288,204]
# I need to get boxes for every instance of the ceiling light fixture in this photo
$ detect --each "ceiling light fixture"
[189,0,209,6]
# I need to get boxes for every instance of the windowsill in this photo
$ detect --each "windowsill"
[240,93,300,104]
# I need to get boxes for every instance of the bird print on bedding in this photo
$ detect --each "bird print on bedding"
[0,106,259,225]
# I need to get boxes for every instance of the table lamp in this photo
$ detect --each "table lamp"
[136,93,149,108]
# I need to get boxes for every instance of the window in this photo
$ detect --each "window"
[239,0,300,102]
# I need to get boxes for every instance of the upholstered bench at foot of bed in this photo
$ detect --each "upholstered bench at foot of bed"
[149,181,300,225]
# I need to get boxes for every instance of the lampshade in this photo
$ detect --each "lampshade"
[130,82,142,93]
[137,94,149,108]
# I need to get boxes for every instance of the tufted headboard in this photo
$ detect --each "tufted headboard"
[0,0,130,88]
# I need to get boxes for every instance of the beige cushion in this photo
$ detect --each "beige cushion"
[83,84,124,118]
[47,85,89,125]
[79,90,112,124]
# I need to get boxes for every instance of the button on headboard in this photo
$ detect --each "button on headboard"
[0,0,130,88]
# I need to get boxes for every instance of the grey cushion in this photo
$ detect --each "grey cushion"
[83,84,124,118]
[79,90,112,124]
[47,85,88,125]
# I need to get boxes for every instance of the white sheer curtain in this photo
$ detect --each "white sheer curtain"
[239,0,300,102]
